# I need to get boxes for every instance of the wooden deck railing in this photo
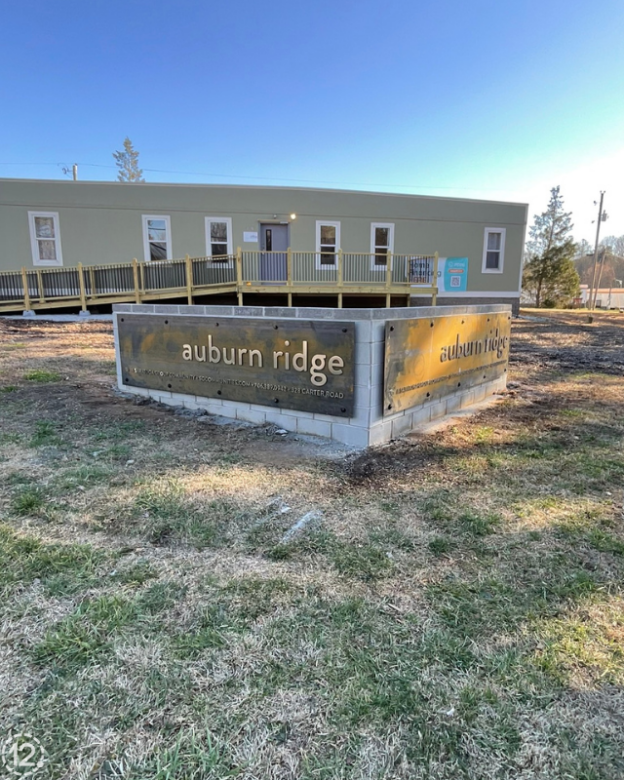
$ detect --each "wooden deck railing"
[0,250,438,313]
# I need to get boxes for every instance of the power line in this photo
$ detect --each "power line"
[0,160,526,194]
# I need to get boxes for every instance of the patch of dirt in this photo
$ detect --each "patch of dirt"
[511,315,624,375]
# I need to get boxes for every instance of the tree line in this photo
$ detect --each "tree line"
[574,236,624,295]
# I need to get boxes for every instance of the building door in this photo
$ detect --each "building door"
[260,224,288,282]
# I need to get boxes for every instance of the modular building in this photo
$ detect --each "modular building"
[579,284,624,310]
[0,179,527,314]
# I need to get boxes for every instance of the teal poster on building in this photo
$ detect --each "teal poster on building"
[438,257,468,293]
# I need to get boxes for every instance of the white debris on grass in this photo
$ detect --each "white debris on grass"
[265,496,292,515]
[265,424,289,437]
[280,510,323,545]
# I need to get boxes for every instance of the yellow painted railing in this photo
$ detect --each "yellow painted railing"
[0,250,438,313]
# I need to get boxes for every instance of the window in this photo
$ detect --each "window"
[142,215,172,262]
[205,217,233,263]
[315,221,340,269]
[370,222,394,269]
[28,211,63,267]
[482,227,506,273]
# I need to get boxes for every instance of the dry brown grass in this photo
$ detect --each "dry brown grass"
[520,307,624,326]
[1,314,623,779]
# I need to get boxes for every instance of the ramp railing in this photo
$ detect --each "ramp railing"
[0,250,438,313]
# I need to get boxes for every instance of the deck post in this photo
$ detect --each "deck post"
[185,254,193,305]
[21,267,31,311]
[132,258,141,304]
[337,249,345,308]
[139,261,145,298]
[236,247,243,306]
[431,252,439,306]
[88,266,96,300]
[36,270,46,304]
[77,263,88,311]
[385,252,393,307]
[287,247,293,307]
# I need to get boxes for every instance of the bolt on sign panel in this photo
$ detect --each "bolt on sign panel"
[117,314,355,417]
[383,312,511,416]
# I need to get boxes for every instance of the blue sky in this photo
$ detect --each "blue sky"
[1,0,623,239]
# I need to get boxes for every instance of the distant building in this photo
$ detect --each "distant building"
[579,284,624,309]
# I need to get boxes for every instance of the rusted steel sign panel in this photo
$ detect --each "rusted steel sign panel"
[384,311,511,415]
[117,314,355,416]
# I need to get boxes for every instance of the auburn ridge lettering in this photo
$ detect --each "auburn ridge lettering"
[440,328,509,362]
[181,336,345,387]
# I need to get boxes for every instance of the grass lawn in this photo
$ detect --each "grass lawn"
[0,314,623,779]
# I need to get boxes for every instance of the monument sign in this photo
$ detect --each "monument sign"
[117,314,355,416]
[384,311,511,415]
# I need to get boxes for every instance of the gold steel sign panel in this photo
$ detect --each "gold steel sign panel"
[384,312,511,416]
[118,314,355,417]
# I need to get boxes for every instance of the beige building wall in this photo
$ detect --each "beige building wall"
[0,179,527,298]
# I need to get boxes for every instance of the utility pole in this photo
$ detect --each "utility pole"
[588,192,605,312]
[72,164,78,181]
[595,244,612,297]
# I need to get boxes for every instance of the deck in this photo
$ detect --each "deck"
[0,250,438,313]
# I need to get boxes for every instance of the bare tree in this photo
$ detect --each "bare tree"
[574,238,593,258]
[601,235,624,258]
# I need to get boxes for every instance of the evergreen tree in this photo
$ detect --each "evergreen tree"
[525,185,574,257]
[113,137,144,182]
[523,241,580,307]
[522,186,579,307]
